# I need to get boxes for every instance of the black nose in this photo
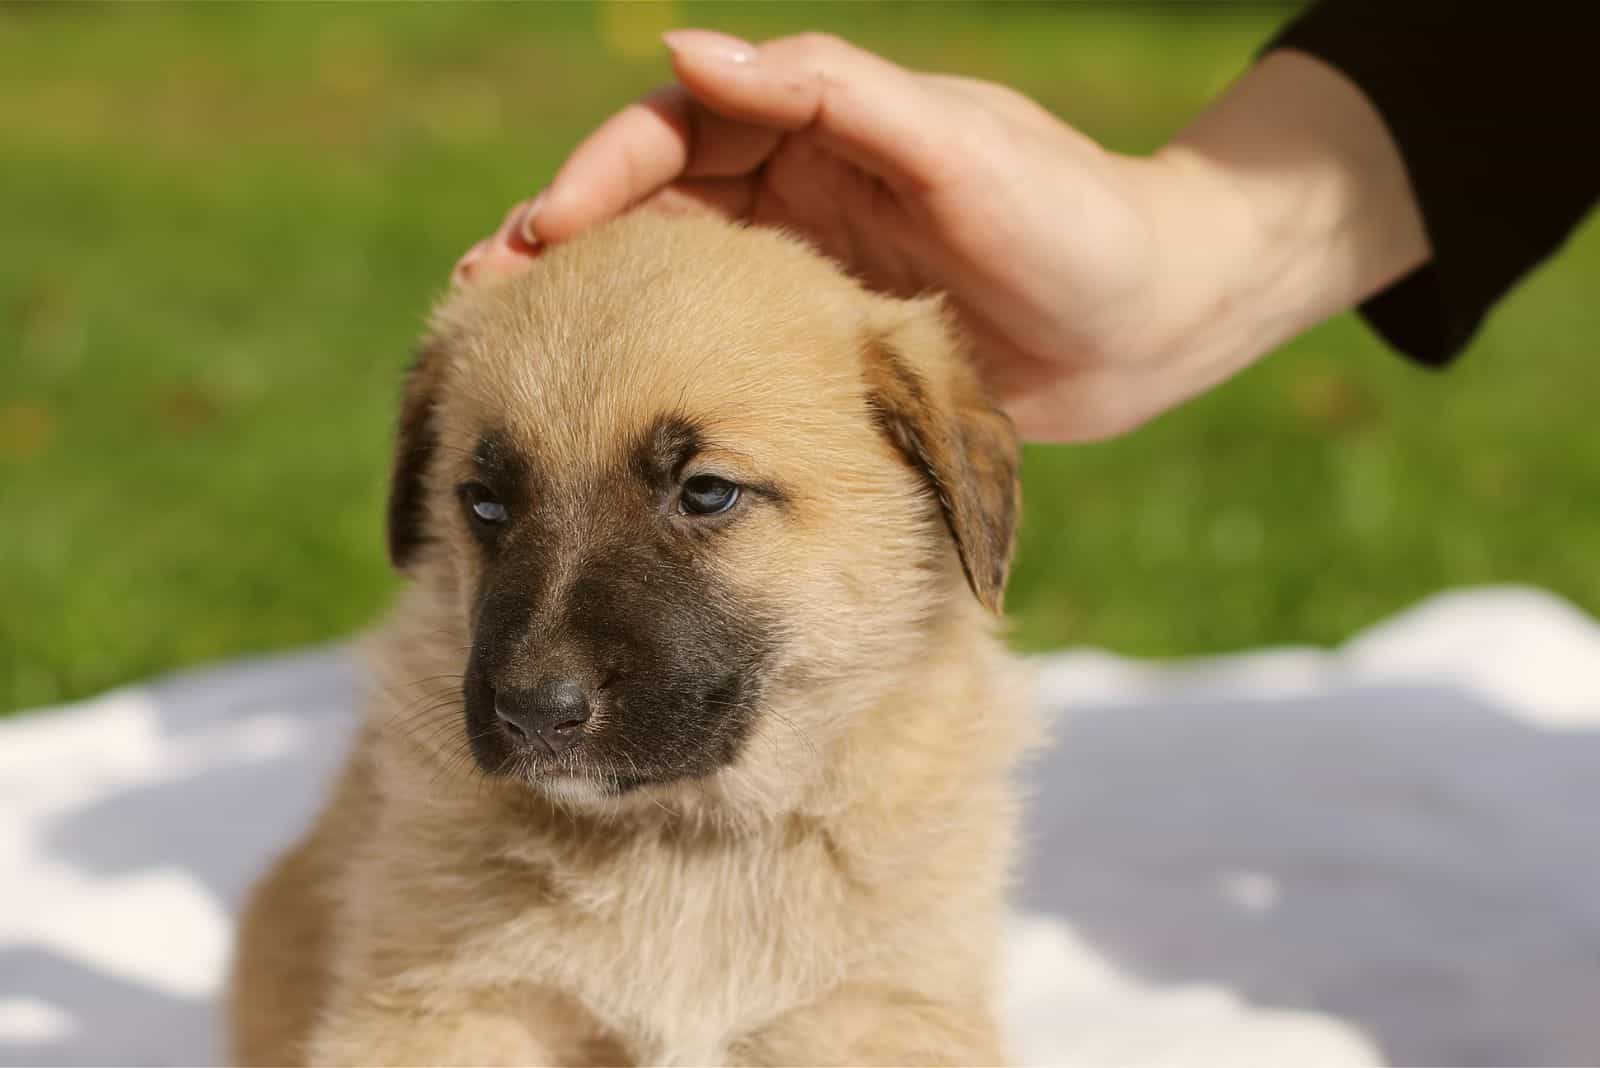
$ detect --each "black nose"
[495,678,592,756]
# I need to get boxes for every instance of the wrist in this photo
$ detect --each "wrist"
[1140,50,1429,381]
[1096,145,1294,409]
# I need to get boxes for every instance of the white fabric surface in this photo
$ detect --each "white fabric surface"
[3,587,1598,1066]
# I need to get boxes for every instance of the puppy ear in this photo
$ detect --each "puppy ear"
[387,338,448,571]
[863,300,1021,613]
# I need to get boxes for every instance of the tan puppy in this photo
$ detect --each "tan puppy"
[229,211,1031,1066]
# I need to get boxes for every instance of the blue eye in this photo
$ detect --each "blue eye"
[680,475,740,517]
[460,483,508,525]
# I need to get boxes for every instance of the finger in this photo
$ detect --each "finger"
[663,29,953,192]
[642,176,760,220]
[452,200,528,287]
[534,87,694,244]
[681,101,787,181]
[500,197,541,256]
[538,28,946,243]
[450,237,493,289]
[454,198,543,288]
[536,83,785,246]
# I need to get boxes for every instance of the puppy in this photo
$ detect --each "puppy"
[230,211,1031,1066]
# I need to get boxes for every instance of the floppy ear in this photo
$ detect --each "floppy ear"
[863,300,1021,613]
[387,338,449,571]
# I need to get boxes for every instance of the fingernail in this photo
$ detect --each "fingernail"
[662,29,757,65]
[515,193,546,247]
[506,199,541,256]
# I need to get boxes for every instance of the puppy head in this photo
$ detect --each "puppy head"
[386,213,1018,806]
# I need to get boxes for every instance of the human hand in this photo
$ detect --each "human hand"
[455,32,1426,442]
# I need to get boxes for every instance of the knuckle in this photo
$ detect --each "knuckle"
[788,31,846,58]
[770,31,857,77]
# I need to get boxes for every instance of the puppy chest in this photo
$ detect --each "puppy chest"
[488,848,850,1055]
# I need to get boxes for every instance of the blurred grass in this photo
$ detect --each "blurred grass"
[3,2,1597,714]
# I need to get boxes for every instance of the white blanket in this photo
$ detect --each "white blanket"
[3,587,1598,1066]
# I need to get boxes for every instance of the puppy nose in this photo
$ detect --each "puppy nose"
[495,679,592,756]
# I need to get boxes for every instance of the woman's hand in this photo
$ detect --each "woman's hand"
[456,31,1427,441]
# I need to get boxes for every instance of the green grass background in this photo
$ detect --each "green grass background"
[3,2,1597,715]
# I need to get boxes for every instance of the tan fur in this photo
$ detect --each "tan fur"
[230,212,1034,1066]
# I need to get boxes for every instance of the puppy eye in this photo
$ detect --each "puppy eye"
[459,482,508,525]
[680,475,740,517]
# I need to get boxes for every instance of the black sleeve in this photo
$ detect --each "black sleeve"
[1266,0,1599,365]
